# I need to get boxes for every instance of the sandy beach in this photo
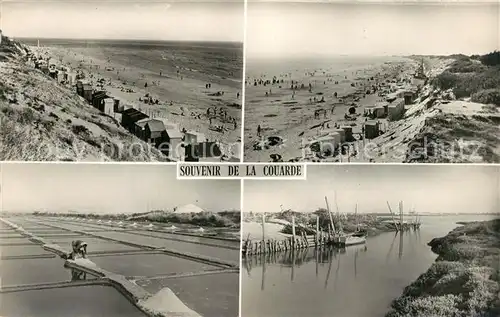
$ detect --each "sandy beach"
[243,57,419,162]
[34,40,243,150]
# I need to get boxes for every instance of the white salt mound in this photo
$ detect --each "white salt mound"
[175,204,204,214]
[138,287,201,317]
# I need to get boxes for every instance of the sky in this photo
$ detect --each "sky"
[244,165,499,214]
[0,163,240,214]
[1,1,243,42]
[246,2,499,58]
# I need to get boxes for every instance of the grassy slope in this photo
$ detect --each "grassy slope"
[386,220,500,317]
[0,36,167,161]
[410,53,500,163]
[370,54,500,164]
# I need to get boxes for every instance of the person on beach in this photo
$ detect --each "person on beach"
[257,125,262,137]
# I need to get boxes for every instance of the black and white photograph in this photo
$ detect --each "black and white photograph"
[243,1,499,163]
[0,0,243,162]
[0,163,241,317]
[241,164,500,317]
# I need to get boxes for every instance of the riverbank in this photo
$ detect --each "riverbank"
[386,219,500,317]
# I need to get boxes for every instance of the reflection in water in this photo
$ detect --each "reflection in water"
[64,263,90,281]
[242,216,496,317]
[70,268,88,281]
[245,245,369,291]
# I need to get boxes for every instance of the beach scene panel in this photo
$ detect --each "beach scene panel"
[0,1,243,162]
[244,2,500,163]
[241,164,500,317]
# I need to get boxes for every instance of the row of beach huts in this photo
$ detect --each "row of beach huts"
[26,52,234,162]
[306,70,424,158]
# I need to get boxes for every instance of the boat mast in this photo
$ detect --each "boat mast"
[355,203,359,231]
[334,191,343,233]
[324,196,335,233]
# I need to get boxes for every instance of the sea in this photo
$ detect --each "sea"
[245,55,409,80]
[17,37,244,82]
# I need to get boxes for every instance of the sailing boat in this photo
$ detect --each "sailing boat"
[326,193,366,247]
[350,203,367,238]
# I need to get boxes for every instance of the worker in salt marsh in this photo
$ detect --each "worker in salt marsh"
[62,240,88,260]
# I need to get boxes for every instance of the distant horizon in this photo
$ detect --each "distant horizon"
[1,164,241,214]
[2,1,243,42]
[244,165,499,215]
[14,36,243,45]
[246,2,498,58]
[242,211,500,215]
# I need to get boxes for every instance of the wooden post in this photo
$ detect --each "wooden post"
[291,215,296,249]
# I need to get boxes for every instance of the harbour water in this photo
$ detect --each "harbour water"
[241,214,497,317]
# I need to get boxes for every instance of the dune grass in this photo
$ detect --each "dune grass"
[431,51,500,105]
[386,220,500,317]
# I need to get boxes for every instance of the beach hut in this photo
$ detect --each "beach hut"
[184,131,207,145]
[49,70,57,80]
[92,91,108,111]
[388,98,405,121]
[57,71,65,83]
[121,108,148,134]
[103,98,115,116]
[184,142,222,162]
[333,128,346,143]
[341,126,354,142]
[134,118,150,139]
[67,72,77,86]
[364,121,380,139]
[403,91,415,105]
[82,84,93,103]
[374,103,387,118]
[76,80,84,96]
[144,119,167,146]
[309,134,339,157]
[165,128,183,159]
[113,99,124,113]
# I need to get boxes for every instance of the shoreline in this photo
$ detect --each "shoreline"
[32,44,243,150]
[1,34,244,161]
[385,219,500,317]
[244,56,421,162]
[244,53,500,163]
